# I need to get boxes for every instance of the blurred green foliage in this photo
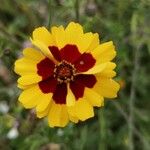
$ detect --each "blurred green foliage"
[0,0,150,150]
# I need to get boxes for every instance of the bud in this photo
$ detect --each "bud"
[85,0,97,17]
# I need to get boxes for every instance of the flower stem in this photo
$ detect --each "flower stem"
[99,109,107,150]
[75,0,79,22]
[128,8,143,149]
[128,44,141,150]
[48,0,52,28]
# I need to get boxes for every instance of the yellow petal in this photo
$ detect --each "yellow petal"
[32,27,55,46]
[69,115,79,123]
[84,88,104,107]
[48,101,69,127]
[68,98,94,121]
[36,93,52,112]
[91,41,116,64]
[76,32,99,53]
[18,85,42,108]
[86,33,100,52]
[17,84,27,89]
[51,26,66,49]
[17,84,33,90]
[94,76,120,98]
[14,58,37,76]
[65,22,83,45]
[83,63,107,74]
[64,22,98,53]
[97,62,117,78]
[100,70,116,78]
[31,39,53,59]
[23,47,45,61]
[36,103,51,118]
[66,84,76,106]
[17,74,42,86]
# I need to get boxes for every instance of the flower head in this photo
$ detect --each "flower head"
[14,22,120,127]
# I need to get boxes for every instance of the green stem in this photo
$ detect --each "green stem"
[128,44,141,150]
[48,0,52,28]
[99,109,107,150]
[128,9,143,150]
[75,0,79,22]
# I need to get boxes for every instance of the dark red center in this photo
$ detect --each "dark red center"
[37,44,97,104]
[54,60,76,83]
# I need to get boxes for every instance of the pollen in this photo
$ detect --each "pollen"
[54,60,76,83]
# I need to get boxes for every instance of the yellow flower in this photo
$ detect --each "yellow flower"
[14,22,120,127]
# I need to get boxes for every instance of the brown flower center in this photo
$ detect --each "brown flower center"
[54,60,76,83]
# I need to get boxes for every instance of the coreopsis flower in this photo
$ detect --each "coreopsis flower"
[14,22,120,127]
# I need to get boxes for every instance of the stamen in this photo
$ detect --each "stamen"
[54,60,76,83]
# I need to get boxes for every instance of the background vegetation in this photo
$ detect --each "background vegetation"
[0,0,150,150]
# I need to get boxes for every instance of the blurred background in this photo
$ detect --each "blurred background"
[0,0,150,150]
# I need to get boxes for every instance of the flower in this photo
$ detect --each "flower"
[14,22,120,127]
